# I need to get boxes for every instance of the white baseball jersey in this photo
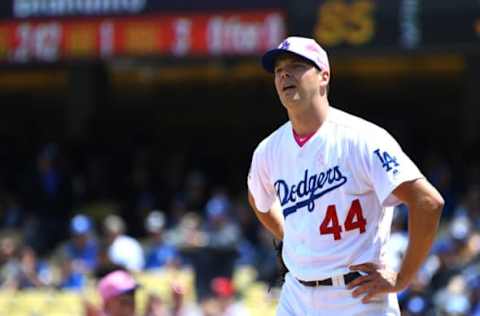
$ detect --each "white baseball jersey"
[248,107,424,282]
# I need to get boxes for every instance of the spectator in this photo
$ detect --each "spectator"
[0,235,21,288]
[203,193,241,253]
[98,270,140,316]
[55,214,98,290]
[191,194,240,300]
[144,210,181,270]
[167,212,207,250]
[430,215,475,292]
[63,214,98,273]
[103,214,145,272]
[11,246,51,289]
[203,277,249,316]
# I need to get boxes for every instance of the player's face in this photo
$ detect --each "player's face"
[274,54,324,108]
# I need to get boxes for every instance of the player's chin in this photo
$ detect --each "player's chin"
[288,99,304,110]
[280,93,301,105]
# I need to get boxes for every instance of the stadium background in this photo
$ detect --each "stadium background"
[0,0,479,315]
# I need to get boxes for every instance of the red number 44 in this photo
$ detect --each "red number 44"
[319,199,367,240]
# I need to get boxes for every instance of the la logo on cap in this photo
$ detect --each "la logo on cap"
[280,40,290,49]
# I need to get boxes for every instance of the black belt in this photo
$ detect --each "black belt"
[298,271,361,287]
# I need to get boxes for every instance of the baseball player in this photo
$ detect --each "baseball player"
[247,36,444,315]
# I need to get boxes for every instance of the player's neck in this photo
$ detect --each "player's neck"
[289,99,329,137]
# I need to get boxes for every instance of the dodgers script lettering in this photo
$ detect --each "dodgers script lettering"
[275,166,347,218]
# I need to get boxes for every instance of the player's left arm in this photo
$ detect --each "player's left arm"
[389,177,443,290]
[348,177,444,303]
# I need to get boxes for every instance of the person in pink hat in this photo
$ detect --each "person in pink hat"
[97,270,139,316]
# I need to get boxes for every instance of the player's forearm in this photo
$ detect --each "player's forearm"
[256,207,284,241]
[397,196,443,289]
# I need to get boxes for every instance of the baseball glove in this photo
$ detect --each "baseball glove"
[273,239,289,287]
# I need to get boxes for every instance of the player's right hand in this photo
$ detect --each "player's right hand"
[347,262,402,304]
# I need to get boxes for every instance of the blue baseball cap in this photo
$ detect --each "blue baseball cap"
[70,214,92,235]
[206,196,229,219]
[261,36,330,73]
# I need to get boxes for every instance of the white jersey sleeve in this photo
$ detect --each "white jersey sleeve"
[354,127,424,207]
[247,141,277,213]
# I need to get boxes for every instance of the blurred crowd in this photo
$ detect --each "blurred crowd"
[0,143,275,315]
[0,143,479,315]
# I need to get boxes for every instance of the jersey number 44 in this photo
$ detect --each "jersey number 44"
[319,199,367,240]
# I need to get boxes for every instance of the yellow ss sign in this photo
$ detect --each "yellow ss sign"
[314,0,375,46]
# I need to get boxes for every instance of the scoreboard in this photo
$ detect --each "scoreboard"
[0,11,285,63]
[0,0,479,63]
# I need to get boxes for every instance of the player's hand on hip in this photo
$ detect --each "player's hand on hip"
[347,262,401,304]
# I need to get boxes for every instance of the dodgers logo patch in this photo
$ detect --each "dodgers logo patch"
[374,149,399,172]
[275,166,347,218]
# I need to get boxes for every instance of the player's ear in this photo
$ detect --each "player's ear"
[320,70,330,84]
[319,70,330,96]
